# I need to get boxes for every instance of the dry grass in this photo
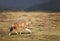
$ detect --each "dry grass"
[0,11,60,41]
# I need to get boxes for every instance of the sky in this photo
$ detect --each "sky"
[0,0,49,10]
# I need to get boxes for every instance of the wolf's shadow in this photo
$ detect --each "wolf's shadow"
[11,32,31,35]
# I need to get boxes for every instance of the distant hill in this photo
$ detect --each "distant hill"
[25,0,60,11]
[0,0,60,11]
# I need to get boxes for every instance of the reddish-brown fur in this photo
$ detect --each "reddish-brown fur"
[9,18,32,35]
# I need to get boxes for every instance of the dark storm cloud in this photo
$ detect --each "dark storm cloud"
[25,0,60,11]
[0,0,49,9]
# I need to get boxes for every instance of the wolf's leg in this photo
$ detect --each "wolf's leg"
[9,32,12,35]
[25,28,32,33]
[20,32,21,35]
[14,30,18,35]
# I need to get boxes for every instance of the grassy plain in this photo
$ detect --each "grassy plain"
[0,11,60,41]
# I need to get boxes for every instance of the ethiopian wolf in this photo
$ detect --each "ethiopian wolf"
[9,18,32,35]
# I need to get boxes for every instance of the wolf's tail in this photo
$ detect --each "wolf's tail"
[10,27,13,32]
